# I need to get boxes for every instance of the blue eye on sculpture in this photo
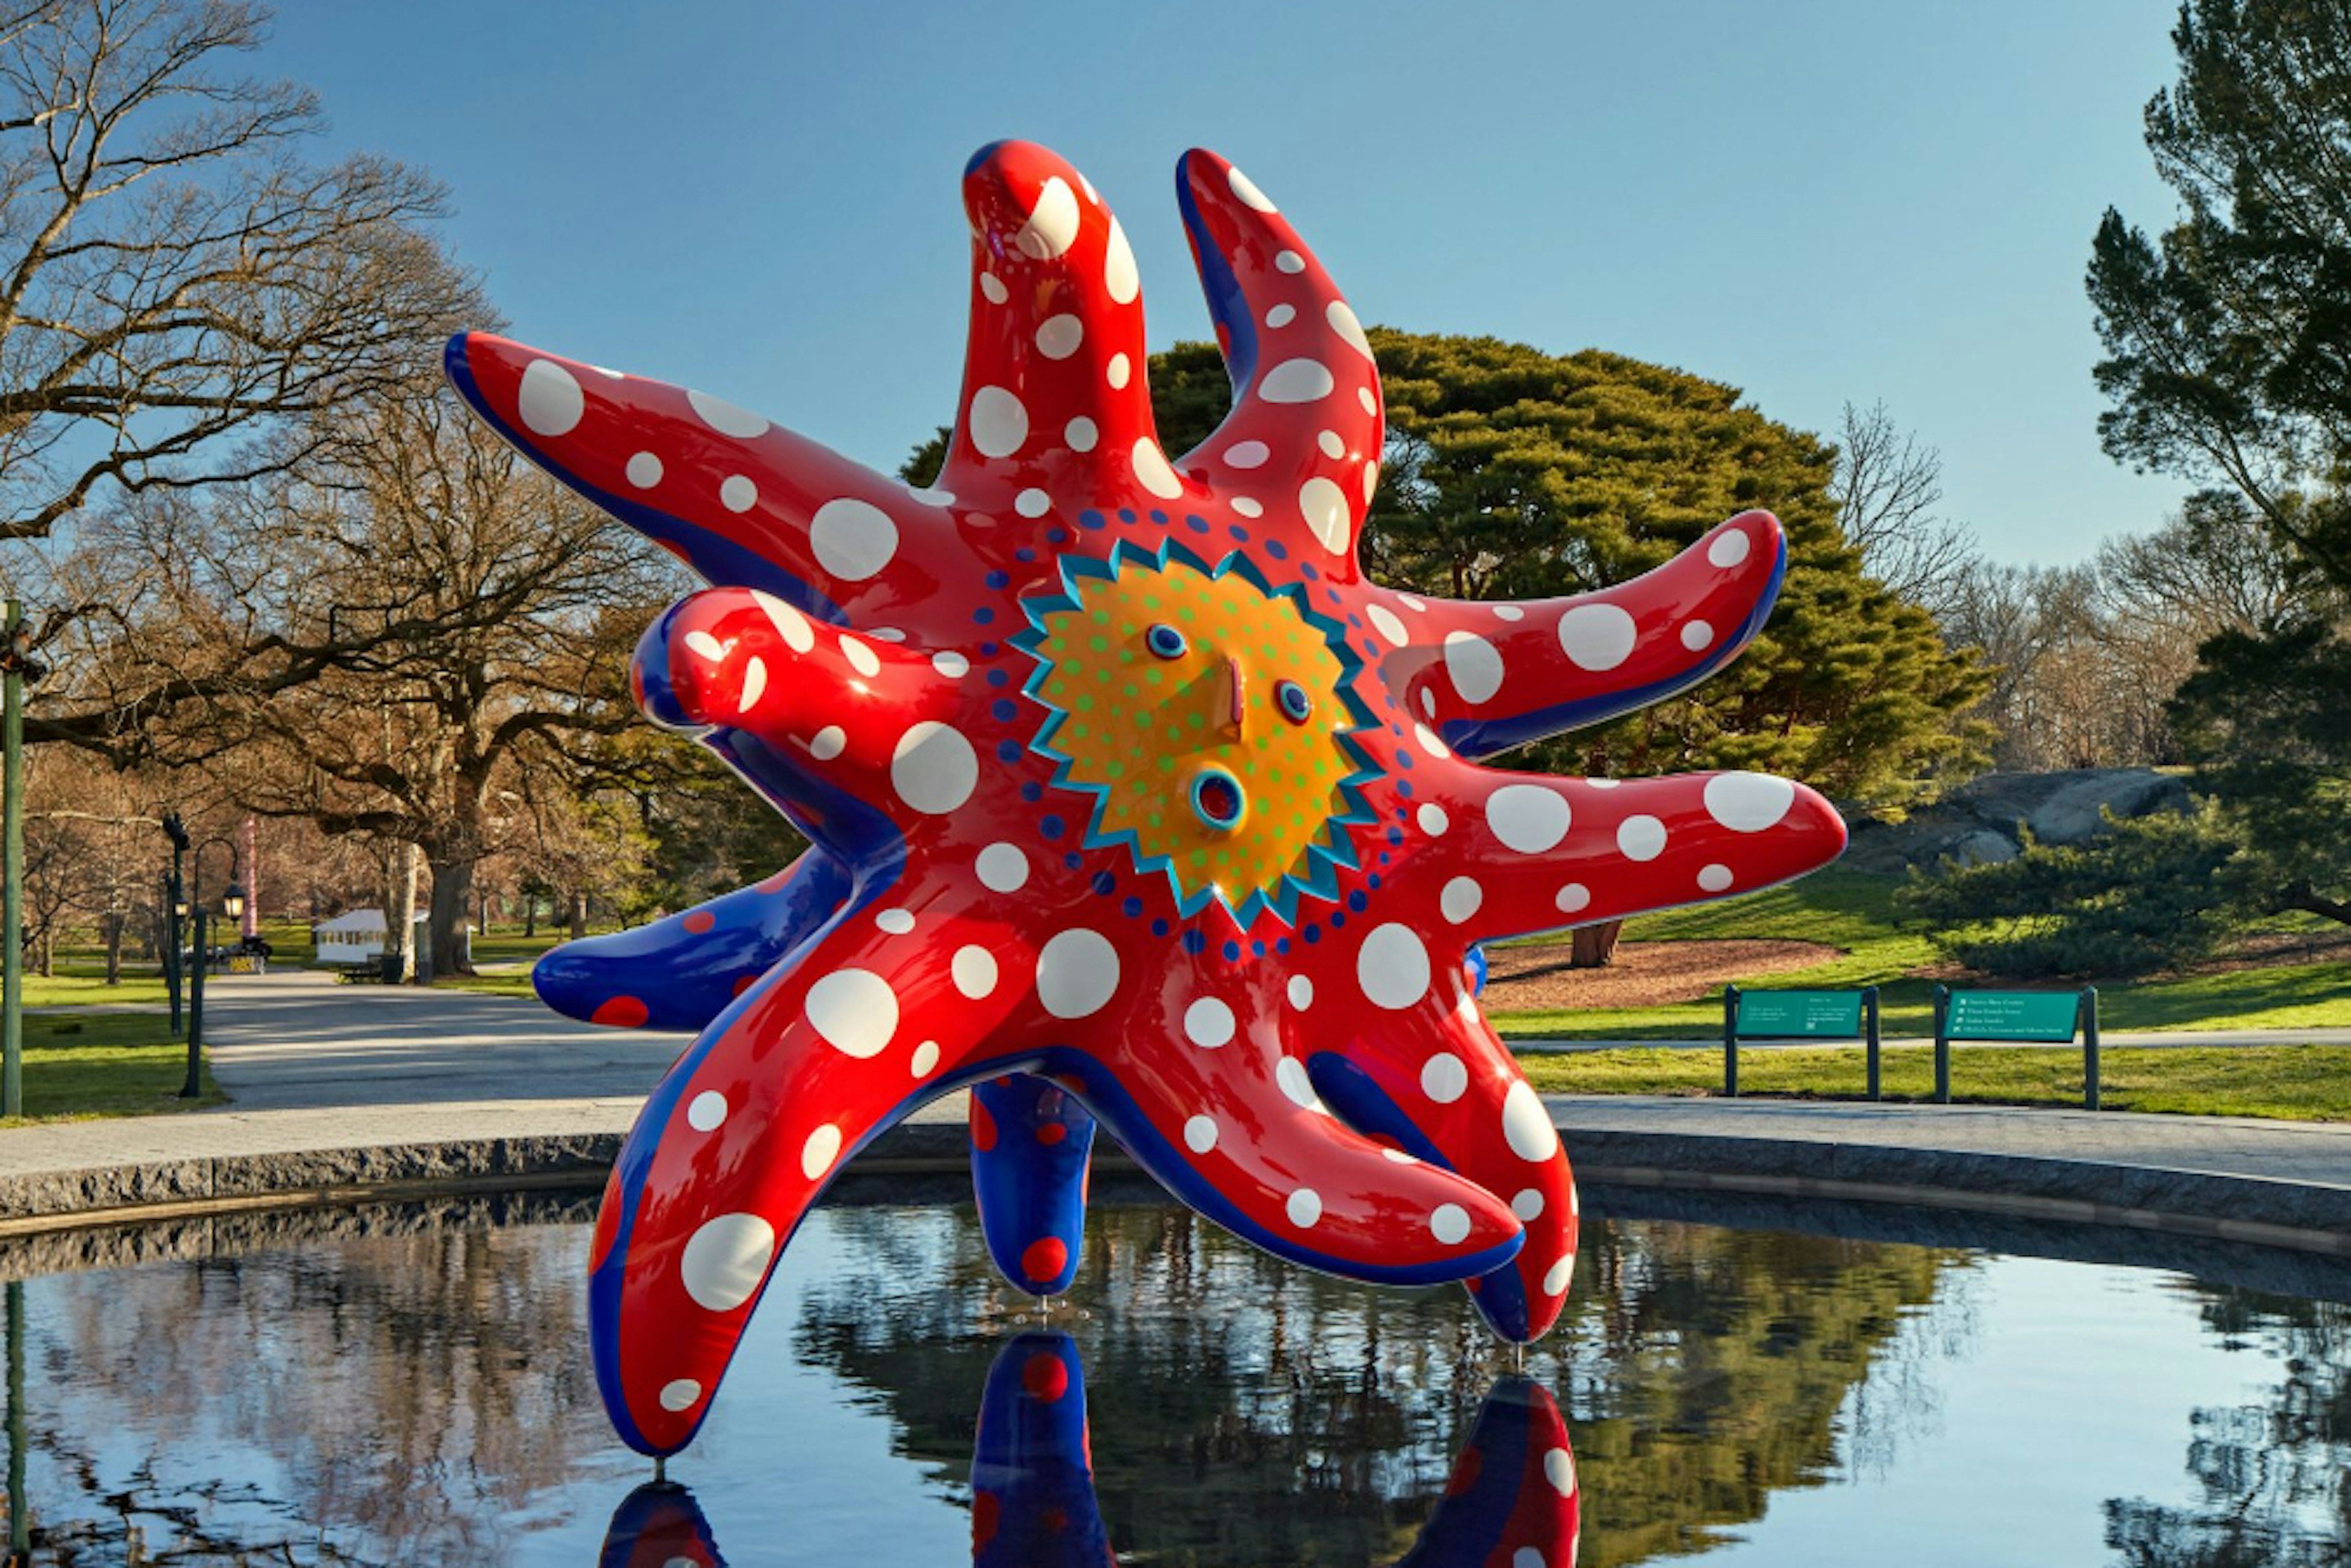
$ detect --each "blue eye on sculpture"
[1275,679,1313,725]
[1146,623,1187,659]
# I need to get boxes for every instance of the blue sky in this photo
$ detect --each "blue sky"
[267,0,2191,566]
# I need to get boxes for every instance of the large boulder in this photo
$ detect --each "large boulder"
[1840,768,2192,872]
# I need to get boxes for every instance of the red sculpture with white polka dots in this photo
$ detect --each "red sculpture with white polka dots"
[448,140,1847,1457]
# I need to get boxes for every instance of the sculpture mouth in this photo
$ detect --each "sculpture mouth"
[1190,768,1245,831]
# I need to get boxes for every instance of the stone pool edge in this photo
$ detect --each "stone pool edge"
[0,1107,2344,1261]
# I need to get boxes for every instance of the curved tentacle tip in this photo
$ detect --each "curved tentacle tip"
[961,139,1095,259]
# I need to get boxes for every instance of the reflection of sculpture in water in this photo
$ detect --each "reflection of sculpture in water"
[596,1333,1581,1568]
[449,133,1847,1458]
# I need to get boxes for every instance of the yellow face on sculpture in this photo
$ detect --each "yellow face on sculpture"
[1024,553,1371,920]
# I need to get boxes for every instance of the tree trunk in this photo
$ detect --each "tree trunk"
[102,912,124,985]
[568,889,588,941]
[395,841,421,983]
[428,852,476,976]
[523,898,537,939]
[1569,920,1625,969]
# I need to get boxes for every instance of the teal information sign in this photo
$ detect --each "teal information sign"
[1946,990,2081,1042]
[1734,989,1865,1039]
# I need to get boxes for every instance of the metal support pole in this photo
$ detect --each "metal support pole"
[182,909,206,1099]
[161,872,181,1037]
[1864,985,1882,1102]
[1,601,21,1120]
[1933,983,1952,1105]
[2082,986,2101,1112]
[1722,984,1740,1098]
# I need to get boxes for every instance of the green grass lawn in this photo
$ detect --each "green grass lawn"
[1518,1043,2351,1122]
[1487,870,2351,1040]
[0,1010,223,1123]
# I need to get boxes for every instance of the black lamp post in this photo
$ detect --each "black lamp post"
[160,812,190,1037]
[181,836,243,1100]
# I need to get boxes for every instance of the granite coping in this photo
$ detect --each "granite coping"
[0,1095,2342,1264]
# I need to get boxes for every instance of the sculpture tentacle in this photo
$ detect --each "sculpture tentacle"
[970,1075,1098,1297]
[1171,147,1384,562]
[1395,511,1792,760]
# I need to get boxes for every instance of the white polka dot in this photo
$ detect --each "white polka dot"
[738,655,767,710]
[1543,1447,1577,1497]
[1184,1115,1218,1153]
[1420,688,1438,718]
[1704,771,1798,831]
[1277,1056,1324,1111]
[978,272,1008,305]
[841,636,881,677]
[932,650,970,678]
[659,1378,702,1412]
[625,451,662,488]
[1065,416,1098,452]
[1324,299,1374,360]
[1503,1080,1560,1161]
[805,969,898,1057]
[1556,883,1591,915]
[1417,804,1450,836]
[1708,527,1752,568]
[951,945,999,999]
[1264,303,1295,328]
[1698,863,1734,892]
[1299,476,1351,551]
[1357,923,1432,1010]
[749,591,814,652]
[1682,619,1714,651]
[1103,216,1139,303]
[1358,386,1378,416]
[678,1212,774,1311]
[1512,1548,1545,1568]
[1132,438,1183,499]
[1035,314,1083,361]
[686,1091,727,1131]
[1318,429,1345,458]
[1382,1146,1419,1164]
[808,726,846,760]
[1287,973,1314,1010]
[1558,602,1637,670]
[1367,604,1409,647]
[1037,929,1119,1018]
[875,907,913,934]
[683,629,729,664]
[1543,1255,1575,1296]
[891,722,978,813]
[1415,723,1451,760]
[1107,352,1132,389]
[1231,497,1264,518]
[905,485,955,507]
[1184,997,1235,1048]
[1362,459,1380,504]
[1014,175,1079,260]
[1617,815,1667,861]
[809,497,898,581]
[1226,441,1271,469]
[1512,1187,1545,1220]
[1588,778,1621,790]
[968,386,1028,458]
[719,475,757,513]
[1444,631,1504,703]
[1494,603,1524,621]
[1227,165,1278,212]
[976,842,1030,892]
[1441,877,1483,925]
[910,1040,940,1076]
[1487,784,1571,853]
[1275,249,1306,274]
[517,360,585,435]
[688,389,768,438]
[801,1122,842,1180]
[1400,595,1428,612]
[1286,1188,1322,1227]
[1258,358,1335,403]
[1421,1052,1468,1103]
[1015,487,1051,517]
[1431,1204,1471,1245]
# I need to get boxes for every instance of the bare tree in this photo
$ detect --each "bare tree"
[1830,400,1979,620]
[0,0,474,546]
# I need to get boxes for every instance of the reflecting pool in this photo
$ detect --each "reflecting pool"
[0,1185,2342,1564]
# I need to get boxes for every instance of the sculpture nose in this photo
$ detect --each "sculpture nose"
[1221,656,1246,740]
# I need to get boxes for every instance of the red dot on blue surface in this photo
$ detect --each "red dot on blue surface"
[1021,1346,1070,1400]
